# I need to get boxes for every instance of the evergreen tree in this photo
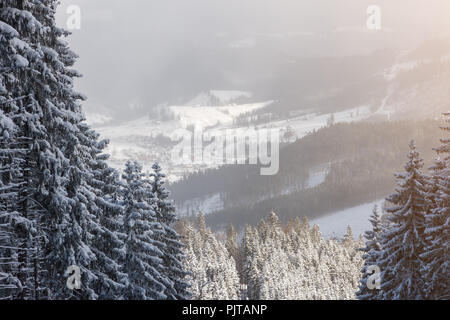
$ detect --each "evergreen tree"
[183,218,239,300]
[378,141,428,300]
[357,205,383,300]
[1,0,195,300]
[343,225,354,247]
[84,131,128,299]
[225,224,242,281]
[149,162,190,300]
[0,109,23,299]
[0,0,141,300]
[421,112,450,300]
[121,161,167,300]
[0,0,61,299]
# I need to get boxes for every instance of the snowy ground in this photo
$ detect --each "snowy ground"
[261,105,372,141]
[185,90,252,106]
[90,89,373,182]
[311,200,385,239]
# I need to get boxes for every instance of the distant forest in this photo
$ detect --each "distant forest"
[170,120,442,229]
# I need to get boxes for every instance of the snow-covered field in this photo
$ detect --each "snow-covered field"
[96,103,269,141]
[90,90,373,181]
[94,98,273,178]
[185,90,252,106]
[311,200,384,239]
[255,105,372,141]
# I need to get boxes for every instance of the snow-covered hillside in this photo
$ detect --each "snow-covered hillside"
[90,46,450,183]
[375,47,450,120]
[92,98,372,181]
[185,90,252,106]
[94,96,273,179]
[311,200,385,239]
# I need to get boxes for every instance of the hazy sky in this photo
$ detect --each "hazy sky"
[55,0,450,120]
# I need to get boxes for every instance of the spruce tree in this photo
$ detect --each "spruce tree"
[121,161,167,300]
[378,141,428,300]
[0,0,136,300]
[0,0,56,299]
[0,109,22,299]
[357,205,383,300]
[83,129,128,299]
[421,113,450,300]
[343,225,354,247]
[183,218,239,300]
[149,162,190,299]
[225,224,242,281]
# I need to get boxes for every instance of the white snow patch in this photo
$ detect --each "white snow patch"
[311,200,384,239]
[175,193,224,217]
[186,90,252,106]
[169,101,270,129]
[96,103,372,182]
[383,59,431,82]
[13,55,28,68]
[305,166,329,189]
[262,105,372,140]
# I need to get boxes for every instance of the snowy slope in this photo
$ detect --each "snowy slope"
[186,90,252,106]
[97,101,271,140]
[92,101,372,181]
[374,47,450,120]
[261,105,372,140]
[94,99,273,179]
[311,200,385,239]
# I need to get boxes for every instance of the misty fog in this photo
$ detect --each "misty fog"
[55,0,450,122]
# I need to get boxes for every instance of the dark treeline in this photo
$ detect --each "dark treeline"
[171,120,441,229]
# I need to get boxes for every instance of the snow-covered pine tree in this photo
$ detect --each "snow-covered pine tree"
[149,162,190,300]
[0,1,54,299]
[0,109,23,299]
[225,224,243,282]
[183,218,240,300]
[0,18,21,298]
[420,112,450,300]
[183,231,204,299]
[81,128,128,299]
[242,225,264,300]
[121,161,168,300]
[357,205,383,300]
[1,0,135,300]
[310,224,322,244]
[343,225,354,247]
[15,0,106,299]
[378,141,428,300]
[240,225,254,295]
[197,211,207,238]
